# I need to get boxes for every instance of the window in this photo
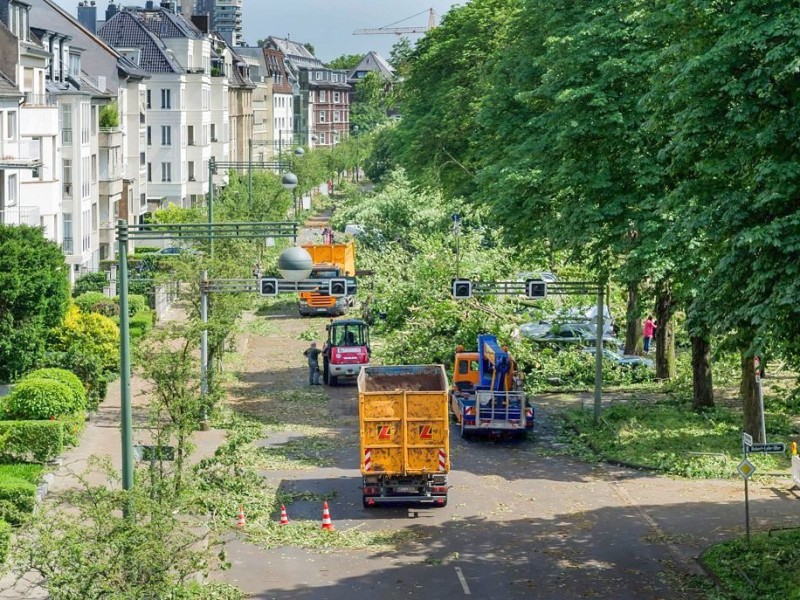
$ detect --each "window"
[63,159,72,196]
[81,103,90,144]
[147,126,152,145]
[140,151,146,166]
[82,209,90,251]
[92,202,98,231]
[319,90,326,102]
[333,92,340,103]
[315,71,322,80]
[91,153,97,183]
[91,105,97,134]
[309,91,314,103]
[319,132,326,144]
[61,104,72,144]
[7,174,17,207]
[333,111,340,123]
[188,161,195,181]
[161,88,171,109]
[147,162,152,182]
[161,125,171,146]
[82,156,90,197]
[161,162,171,182]
[318,111,326,123]
[140,193,146,208]
[6,111,15,140]
[188,125,195,145]
[63,213,73,252]
[210,123,216,142]
[147,89,151,109]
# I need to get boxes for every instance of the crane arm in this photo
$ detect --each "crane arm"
[478,334,511,392]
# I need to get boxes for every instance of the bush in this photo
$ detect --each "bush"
[50,306,120,374]
[72,272,108,297]
[130,309,155,340]
[0,481,36,525]
[22,368,86,412]
[42,348,109,411]
[133,246,160,255]
[73,292,119,317]
[4,379,80,420]
[0,519,10,563]
[57,413,85,447]
[0,420,64,463]
[127,294,147,316]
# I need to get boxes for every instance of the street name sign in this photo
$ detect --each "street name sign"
[742,432,753,448]
[747,443,786,454]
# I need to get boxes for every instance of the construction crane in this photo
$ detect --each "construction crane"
[353,8,436,36]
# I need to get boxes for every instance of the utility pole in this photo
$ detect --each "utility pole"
[248,139,253,207]
[200,269,209,425]
[116,220,135,510]
[594,282,605,424]
[208,157,215,258]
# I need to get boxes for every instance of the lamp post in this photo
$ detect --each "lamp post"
[353,125,360,183]
[282,171,298,220]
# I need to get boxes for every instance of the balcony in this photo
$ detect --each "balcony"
[23,93,57,107]
[0,206,40,226]
[99,128,123,149]
[0,139,42,169]
[62,128,73,145]
[62,237,74,254]
[99,166,124,198]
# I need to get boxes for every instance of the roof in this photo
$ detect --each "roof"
[135,7,203,39]
[348,51,394,79]
[0,69,21,98]
[99,10,184,74]
[265,36,322,69]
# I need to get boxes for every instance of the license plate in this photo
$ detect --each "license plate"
[395,486,416,493]
[316,308,328,313]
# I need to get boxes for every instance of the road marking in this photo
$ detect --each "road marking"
[454,567,471,595]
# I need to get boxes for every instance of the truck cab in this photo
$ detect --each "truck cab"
[323,319,370,386]
[450,334,534,440]
[299,241,356,316]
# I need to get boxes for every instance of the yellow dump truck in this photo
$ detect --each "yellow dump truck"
[358,365,450,508]
[299,241,356,316]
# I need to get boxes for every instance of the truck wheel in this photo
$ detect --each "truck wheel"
[460,419,471,441]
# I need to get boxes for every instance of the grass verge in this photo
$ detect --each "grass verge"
[254,435,344,470]
[701,529,800,599]
[0,463,44,485]
[562,399,793,478]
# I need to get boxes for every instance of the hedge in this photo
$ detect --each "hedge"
[0,519,10,563]
[72,272,107,297]
[57,413,85,447]
[0,481,36,525]
[0,420,64,463]
[74,292,118,317]
[4,379,81,420]
[23,368,87,412]
[129,309,155,340]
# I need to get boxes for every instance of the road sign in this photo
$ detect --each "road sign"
[742,432,753,448]
[737,459,756,480]
[747,442,786,454]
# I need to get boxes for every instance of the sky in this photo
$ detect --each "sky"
[52,0,462,62]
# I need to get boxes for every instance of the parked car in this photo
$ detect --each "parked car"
[581,346,654,369]
[522,322,621,347]
[154,246,199,256]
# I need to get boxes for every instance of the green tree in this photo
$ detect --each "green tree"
[326,53,363,71]
[0,225,69,382]
[388,37,414,74]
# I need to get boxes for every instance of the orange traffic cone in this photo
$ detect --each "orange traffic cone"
[320,501,335,531]
[236,505,246,527]
[279,504,289,526]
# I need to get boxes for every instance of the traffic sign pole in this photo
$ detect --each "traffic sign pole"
[742,437,750,544]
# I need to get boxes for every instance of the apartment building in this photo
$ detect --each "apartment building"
[235,48,272,162]
[100,3,220,208]
[195,0,242,47]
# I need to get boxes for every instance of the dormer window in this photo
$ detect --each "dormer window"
[69,54,81,79]
[8,1,29,41]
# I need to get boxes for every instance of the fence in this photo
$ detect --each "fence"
[153,281,180,320]
[793,455,800,489]
[0,206,39,227]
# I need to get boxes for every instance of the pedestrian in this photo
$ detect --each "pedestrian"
[303,342,322,385]
[643,315,656,354]
[252,261,262,279]
[328,179,333,195]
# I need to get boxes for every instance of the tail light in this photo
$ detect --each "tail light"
[432,486,447,494]
[525,408,533,418]
[363,486,379,495]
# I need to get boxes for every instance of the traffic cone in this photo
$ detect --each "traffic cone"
[236,505,246,527]
[279,504,289,526]
[320,501,335,531]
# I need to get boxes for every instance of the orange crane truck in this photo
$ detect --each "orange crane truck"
[359,365,450,508]
[299,240,356,317]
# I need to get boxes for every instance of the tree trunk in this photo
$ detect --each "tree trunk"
[654,282,676,380]
[740,350,764,443]
[691,334,714,409]
[624,281,642,355]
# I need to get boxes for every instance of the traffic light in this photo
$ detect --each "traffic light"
[259,277,279,297]
[329,278,348,297]
[452,279,472,300]
[526,279,547,299]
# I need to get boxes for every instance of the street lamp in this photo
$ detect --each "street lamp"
[282,171,298,219]
[352,125,360,183]
[294,147,305,157]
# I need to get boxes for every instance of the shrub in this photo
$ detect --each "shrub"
[72,272,108,297]
[127,294,147,316]
[50,306,120,374]
[130,309,155,340]
[42,348,108,411]
[0,519,10,563]
[73,292,118,317]
[0,420,64,463]
[23,368,86,412]
[57,413,85,447]
[0,481,36,525]
[4,379,79,420]
[99,101,119,128]
[133,246,160,255]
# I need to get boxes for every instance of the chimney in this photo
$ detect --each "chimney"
[145,1,154,9]
[191,14,209,33]
[160,1,175,12]
[77,0,97,33]
[105,1,118,21]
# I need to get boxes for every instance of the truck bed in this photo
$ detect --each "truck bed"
[358,365,450,476]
